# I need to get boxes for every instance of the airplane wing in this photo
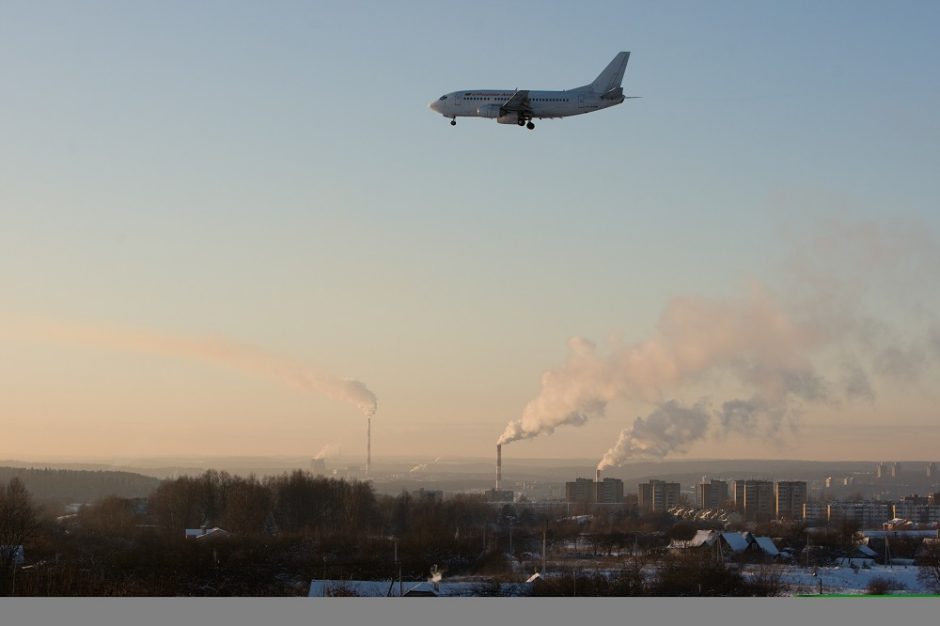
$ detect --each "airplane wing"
[500,90,530,113]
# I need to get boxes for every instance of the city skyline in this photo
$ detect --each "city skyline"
[2,1,940,463]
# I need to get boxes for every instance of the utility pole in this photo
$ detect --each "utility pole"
[542,521,548,573]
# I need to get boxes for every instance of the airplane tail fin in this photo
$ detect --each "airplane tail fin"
[573,51,630,93]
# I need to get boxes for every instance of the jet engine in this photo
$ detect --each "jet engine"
[476,104,500,118]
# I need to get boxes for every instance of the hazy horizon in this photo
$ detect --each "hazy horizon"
[3,1,939,465]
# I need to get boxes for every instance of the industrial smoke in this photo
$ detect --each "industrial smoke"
[498,285,826,446]
[314,443,342,460]
[8,316,378,417]
[597,400,711,469]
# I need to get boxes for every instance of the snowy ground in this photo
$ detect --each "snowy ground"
[742,564,933,595]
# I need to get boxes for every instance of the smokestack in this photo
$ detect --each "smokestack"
[367,417,371,477]
[595,468,601,503]
[496,444,502,490]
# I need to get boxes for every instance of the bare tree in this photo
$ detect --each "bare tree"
[917,540,940,593]
[0,477,39,593]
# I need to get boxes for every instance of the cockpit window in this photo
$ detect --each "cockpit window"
[439,95,447,100]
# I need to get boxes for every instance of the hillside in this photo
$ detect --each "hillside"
[0,466,161,504]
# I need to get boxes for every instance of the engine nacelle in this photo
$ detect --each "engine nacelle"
[476,104,500,119]
[497,112,523,124]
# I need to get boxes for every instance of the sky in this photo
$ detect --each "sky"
[1,1,939,465]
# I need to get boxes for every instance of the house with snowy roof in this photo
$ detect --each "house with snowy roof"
[184,527,231,540]
[668,530,779,561]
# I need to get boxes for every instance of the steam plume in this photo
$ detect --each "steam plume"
[314,443,342,460]
[598,400,710,469]
[409,456,443,473]
[499,217,940,449]
[598,396,798,469]
[5,316,378,416]
[498,285,824,446]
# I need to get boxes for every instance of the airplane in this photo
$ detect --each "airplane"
[428,51,635,130]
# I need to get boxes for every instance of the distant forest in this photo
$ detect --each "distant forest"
[0,467,160,505]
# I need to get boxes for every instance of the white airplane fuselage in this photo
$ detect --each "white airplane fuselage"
[429,89,622,123]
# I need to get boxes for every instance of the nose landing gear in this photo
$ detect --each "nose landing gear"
[450,118,456,126]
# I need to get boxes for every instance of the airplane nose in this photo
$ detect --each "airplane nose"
[429,100,442,113]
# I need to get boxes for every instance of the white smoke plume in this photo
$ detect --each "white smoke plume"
[840,361,875,403]
[409,457,443,473]
[597,400,710,470]
[501,218,940,450]
[4,316,378,416]
[314,443,342,460]
[598,396,800,470]
[498,284,825,446]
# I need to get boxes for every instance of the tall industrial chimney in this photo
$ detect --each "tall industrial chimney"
[367,417,372,477]
[496,444,502,490]
[595,468,601,503]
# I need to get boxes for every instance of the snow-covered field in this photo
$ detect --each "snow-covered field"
[742,564,933,595]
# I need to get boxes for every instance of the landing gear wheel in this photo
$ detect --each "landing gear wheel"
[526,121,535,130]
[517,118,525,126]
[450,119,456,126]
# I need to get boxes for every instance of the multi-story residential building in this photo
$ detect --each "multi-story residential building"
[775,481,808,520]
[827,501,892,528]
[638,480,681,513]
[595,478,625,504]
[565,478,595,503]
[695,479,729,510]
[732,480,774,522]
[565,477,625,504]
[803,501,828,524]
[892,501,940,525]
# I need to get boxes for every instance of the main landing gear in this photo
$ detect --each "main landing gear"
[517,116,535,130]
[526,121,535,130]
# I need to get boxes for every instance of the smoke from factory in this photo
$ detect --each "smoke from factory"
[597,400,711,470]
[500,219,940,455]
[498,284,830,446]
[597,397,797,469]
[409,456,443,473]
[5,316,378,417]
[314,443,342,460]
[500,286,937,449]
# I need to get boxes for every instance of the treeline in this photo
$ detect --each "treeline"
[0,467,160,505]
[146,470,382,535]
[8,470,515,595]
